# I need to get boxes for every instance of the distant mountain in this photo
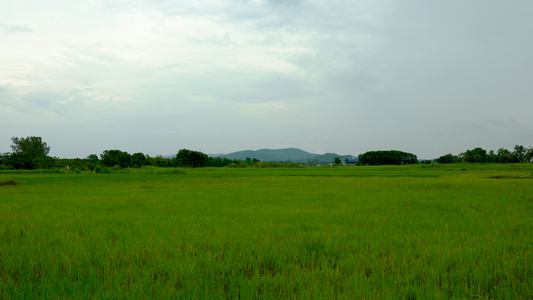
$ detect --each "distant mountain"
[220,148,314,161]
[311,153,355,164]
[209,148,355,165]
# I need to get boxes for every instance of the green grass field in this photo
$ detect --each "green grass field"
[1,165,532,299]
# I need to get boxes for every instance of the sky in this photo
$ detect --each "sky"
[1,0,532,159]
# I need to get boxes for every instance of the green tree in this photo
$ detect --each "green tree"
[334,157,341,165]
[86,154,99,170]
[464,147,487,163]
[358,150,417,165]
[10,136,52,169]
[227,159,248,168]
[154,155,169,167]
[487,150,497,163]
[131,152,147,168]
[0,153,7,168]
[176,149,208,168]
[438,153,458,164]
[100,150,131,168]
[525,147,533,163]
[497,148,515,163]
[512,145,526,162]
[207,156,233,167]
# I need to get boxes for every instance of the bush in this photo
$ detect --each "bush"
[99,167,112,174]
[227,161,249,168]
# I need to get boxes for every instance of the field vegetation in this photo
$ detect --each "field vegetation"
[1,164,532,298]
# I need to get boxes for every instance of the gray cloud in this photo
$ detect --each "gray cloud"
[1,0,532,158]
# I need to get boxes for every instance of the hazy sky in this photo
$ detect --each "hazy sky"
[2,0,532,159]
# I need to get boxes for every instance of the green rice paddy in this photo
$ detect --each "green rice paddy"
[1,164,532,298]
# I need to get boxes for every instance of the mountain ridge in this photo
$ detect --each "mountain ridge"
[208,148,355,164]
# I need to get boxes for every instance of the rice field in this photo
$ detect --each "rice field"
[0,164,532,298]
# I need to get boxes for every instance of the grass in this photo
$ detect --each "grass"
[0,164,532,298]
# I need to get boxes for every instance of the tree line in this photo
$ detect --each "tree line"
[2,136,532,170]
[356,146,533,165]
[437,145,533,164]
[0,136,274,170]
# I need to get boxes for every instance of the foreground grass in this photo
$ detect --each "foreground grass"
[0,165,532,298]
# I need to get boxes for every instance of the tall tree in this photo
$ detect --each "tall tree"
[512,145,526,162]
[10,136,52,169]
[526,147,533,163]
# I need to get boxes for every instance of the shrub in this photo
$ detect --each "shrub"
[99,167,112,174]
[227,161,249,168]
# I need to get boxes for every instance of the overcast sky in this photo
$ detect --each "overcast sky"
[1,0,532,159]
